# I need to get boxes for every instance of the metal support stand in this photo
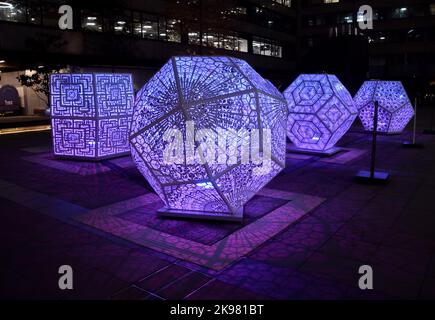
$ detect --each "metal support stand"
[286,146,343,157]
[403,97,424,148]
[355,101,390,184]
[158,207,243,222]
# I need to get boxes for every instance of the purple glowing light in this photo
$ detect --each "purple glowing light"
[284,74,358,151]
[50,73,134,159]
[354,80,414,133]
[129,56,288,217]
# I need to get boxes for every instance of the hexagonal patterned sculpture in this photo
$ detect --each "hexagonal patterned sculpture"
[50,73,134,160]
[354,80,414,133]
[130,56,288,221]
[284,74,358,153]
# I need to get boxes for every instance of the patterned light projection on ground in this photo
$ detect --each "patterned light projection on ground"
[353,80,414,133]
[50,73,134,160]
[130,56,288,218]
[283,74,358,152]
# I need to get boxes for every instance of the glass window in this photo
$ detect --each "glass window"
[158,18,182,42]
[158,18,167,41]
[27,0,41,24]
[188,28,200,45]
[81,10,103,32]
[132,11,142,37]
[409,5,426,17]
[407,29,424,42]
[272,0,291,7]
[391,7,409,19]
[202,29,218,47]
[253,37,282,58]
[338,13,353,24]
[230,7,247,15]
[113,10,131,35]
[221,35,235,50]
[0,0,26,23]
[222,6,247,18]
[253,41,261,54]
[316,16,325,26]
[42,2,59,27]
[220,34,248,52]
[307,38,313,48]
[237,37,248,52]
[197,29,247,53]
[142,17,158,40]
[167,19,181,43]
[306,18,314,27]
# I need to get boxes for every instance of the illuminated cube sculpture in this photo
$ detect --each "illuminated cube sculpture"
[130,56,288,221]
[50,73,134,160]
[354,80,414,133]
[284,74,358,154]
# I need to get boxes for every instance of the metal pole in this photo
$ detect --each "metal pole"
[370,101,379,179]
[413,97,418,145]
[431,103,435,132]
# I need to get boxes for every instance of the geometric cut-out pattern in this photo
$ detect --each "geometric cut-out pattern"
[50,73,134,160]
[353,80,414,133]
[284,74,358,152]
[130,56,288,218]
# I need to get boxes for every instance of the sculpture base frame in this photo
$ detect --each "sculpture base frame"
[354,170,390,185]
[287,146,343,157]
[158,207,244,222]
[364,131,401,136]
[53,151,130,162]
[402,141,424,149]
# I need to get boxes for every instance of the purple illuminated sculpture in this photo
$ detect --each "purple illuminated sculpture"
[284,74,358,153]
[130,56,288,221]
[354,80,414,133]
[50,73,134,160]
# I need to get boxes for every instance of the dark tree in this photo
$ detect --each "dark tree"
[16,67,62,106]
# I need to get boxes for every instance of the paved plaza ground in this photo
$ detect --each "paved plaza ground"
[1,125,435,300]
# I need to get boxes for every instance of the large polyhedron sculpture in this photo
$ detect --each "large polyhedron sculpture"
[284,74,358,152]
[354,80,414,133]
[130,56,288,221]
[50,73,134,160]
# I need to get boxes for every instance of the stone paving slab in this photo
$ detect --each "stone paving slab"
[118,195,289,245]
[1,129,435,299]
[21,145,53,153]
[75,188,324,270]
[22,152,135,176]
[319,148,367,164]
